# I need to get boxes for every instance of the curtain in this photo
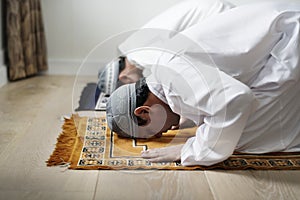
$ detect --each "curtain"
[6,0,48,81]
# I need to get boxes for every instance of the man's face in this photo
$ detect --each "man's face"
[136,104,180,139]
[118,59,143,84]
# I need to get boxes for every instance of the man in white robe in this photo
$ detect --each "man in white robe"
[97,0,234,93]
[106,1,300,166]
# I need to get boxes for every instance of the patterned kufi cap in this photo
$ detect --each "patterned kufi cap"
[97,59,120,95]
[106,83,138,138]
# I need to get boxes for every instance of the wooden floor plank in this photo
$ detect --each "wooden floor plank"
[95,171,214,200]
[0,190,94,200]
[205,170,300,200]
[1,75,300,200]
[0,75,98,197]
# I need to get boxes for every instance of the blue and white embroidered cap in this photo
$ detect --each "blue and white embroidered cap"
[106,83,138,138]
[97,58,120,95]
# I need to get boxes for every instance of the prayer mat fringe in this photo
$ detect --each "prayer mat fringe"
[46,116,80,166]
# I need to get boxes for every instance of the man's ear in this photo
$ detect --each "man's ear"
[134,106,151,121]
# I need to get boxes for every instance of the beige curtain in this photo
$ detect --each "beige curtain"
[6,0,48,81]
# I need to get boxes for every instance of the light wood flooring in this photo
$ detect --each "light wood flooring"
[0,75,299,200]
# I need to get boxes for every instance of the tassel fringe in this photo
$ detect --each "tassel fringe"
[46,115,79,166]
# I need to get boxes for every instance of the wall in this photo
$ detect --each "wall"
[0,0,7,87]
[41,0,300,76]
[41,0,183,75]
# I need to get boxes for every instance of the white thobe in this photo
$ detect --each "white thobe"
[146,2,300,166]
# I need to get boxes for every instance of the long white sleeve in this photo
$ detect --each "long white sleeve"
[180,75,256,166]
[147,56,258,166]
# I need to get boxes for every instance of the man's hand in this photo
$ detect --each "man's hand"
[141,144,184,162]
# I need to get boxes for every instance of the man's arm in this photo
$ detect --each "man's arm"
[144,55,257,166]
[181,79,256,166]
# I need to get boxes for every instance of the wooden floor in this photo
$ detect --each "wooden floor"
[0,75,299,200]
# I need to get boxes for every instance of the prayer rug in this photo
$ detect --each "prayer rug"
[46,114,300,170]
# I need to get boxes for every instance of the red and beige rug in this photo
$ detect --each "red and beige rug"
[47,114,300,170]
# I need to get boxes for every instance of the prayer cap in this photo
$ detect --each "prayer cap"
[106,83,138,138]
[97,58,120,95]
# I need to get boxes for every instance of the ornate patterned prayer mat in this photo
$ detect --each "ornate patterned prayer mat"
[46,114,300,170]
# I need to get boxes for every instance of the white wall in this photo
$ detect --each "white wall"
[41,0,300,76]
[41,0,183,75]
[0,0,8,87]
